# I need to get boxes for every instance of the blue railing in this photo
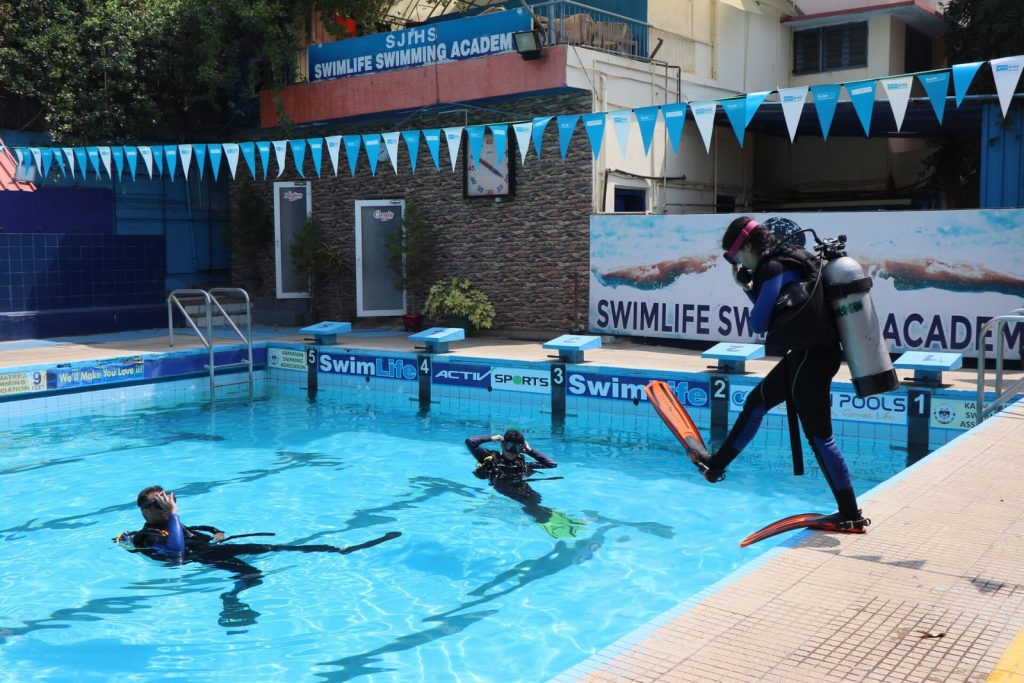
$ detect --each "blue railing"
[529,1,649,59]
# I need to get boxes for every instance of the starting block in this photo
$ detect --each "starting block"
[702,342,765,374]
[409,327,465,354]
[894,351,962,386]
[300,321,351,345]
[543,334,602,363]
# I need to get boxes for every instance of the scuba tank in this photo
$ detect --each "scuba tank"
[815,234,898,398]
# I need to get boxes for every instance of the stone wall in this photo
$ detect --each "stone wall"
[229,90,594,333]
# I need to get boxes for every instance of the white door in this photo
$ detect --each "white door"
[274,181,312,299]
[355,199,405,316]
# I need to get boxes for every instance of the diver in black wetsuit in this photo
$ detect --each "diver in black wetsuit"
[688,217,869,531]
[118,485,400,628]
[465,430,557,505]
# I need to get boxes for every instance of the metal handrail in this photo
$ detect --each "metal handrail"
[167,288,253,400]
[977,308,1024,422]
[210,288,254,401]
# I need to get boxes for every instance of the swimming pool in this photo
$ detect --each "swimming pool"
[0,386,909,683]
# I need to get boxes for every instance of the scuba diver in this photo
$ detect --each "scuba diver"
[465,430,584,538]
[116,485,400,628]
[686,217,870,534]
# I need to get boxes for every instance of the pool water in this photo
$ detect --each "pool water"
[0,393,906,682]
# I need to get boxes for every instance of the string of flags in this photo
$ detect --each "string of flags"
[2,55,1022,183]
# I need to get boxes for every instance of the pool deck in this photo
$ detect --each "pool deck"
[2,326,1023,683]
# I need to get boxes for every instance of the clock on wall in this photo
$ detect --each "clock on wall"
[464,131,515,198]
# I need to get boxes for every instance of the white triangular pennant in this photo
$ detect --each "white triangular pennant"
[777,86,808,142]
[443,127,463,172]
[273,140,288,178]
[990,55,1024,118]
[690,101,717,153]
[62,148,76,177]
[178,144,193,179]
[881,76,913,131]
[512,121,532,165]
[325,135,342,176]
[610,110,632,156]
[381,131,400,173]
[98,146,112,177]
[223,143,240,179]
[139,146,154,178]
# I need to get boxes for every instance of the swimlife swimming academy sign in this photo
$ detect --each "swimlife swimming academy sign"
[307,9,532,82]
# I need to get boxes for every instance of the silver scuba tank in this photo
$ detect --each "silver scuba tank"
[817,235,898,398]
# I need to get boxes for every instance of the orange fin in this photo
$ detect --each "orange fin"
[740,512,868,547]
[644,380,708,455]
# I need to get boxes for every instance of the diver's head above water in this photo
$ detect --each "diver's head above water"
[501,429,527,457]
[137,484,178,523]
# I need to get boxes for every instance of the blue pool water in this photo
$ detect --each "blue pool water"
[0,391,908,682]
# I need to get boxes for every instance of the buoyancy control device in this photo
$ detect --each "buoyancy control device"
[815,234,898,398]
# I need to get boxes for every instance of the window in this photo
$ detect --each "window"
[793,22,867,75]
[613,187,646,212]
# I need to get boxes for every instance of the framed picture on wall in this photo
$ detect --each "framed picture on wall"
[463,131,515,198]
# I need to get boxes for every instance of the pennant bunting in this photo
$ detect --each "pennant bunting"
[256,141,271,179]
[845,80,877,137]
[40,148,54,178]
[745,91,770,127]
[951,61,983,107]
[288,139,306,177]
[220,143,238,179]
[178,144,192,180]
[126,146,139,180]
[55,149,67,177]
[30,148,42,175]
[690,101,717,153]
[581,112,606,159]
[111,147,126,178]
[362,133,381,175]
[192,143,207,180]
[381,132,400,174]
[324,136,341,176]
[609,110,631,156]
[990,55,1024,118]
[422,129,441,170]
[139,146,154,179]
[443,127,463,171]
[634,106,659,156]
[722,98,748,146]
[401,130,420,173]
[661,102,686,154]
[86,147,101,178]
[918,71,950,125]
[63,148,76,178]
[307,138,324,177]
[164,145,178,181]
[152,146,164,177]
[466,125,486,170]
[880,76,913,132]
[489,125,508,167]
[557,114,579,159]
[810,84,841,139]
[272,140,287,178]
[512,121,532,165]
[343,135,361,175]
[532,116,552,159]
[98,146,112,178]
[778,86,808,141]
[74,148,88,179]
[239,141,257,179]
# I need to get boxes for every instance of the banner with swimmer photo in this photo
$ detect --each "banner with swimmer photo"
[589,209,1024,359]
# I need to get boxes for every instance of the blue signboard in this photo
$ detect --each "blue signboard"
[308,8,532,82]
[567,371,709,408]
[51,359,145,390]
[317,351,417,381]
[432,362,492,388]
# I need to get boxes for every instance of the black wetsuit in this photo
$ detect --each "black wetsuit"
[708,245,863,521]
[465,435,557,508]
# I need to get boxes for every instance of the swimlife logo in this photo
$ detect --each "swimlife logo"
[283,191,303,202]
[317,352,417,380]
[492,367,550,394]
[433,362,491,388]
[567,372,708,407]
[373,209,395,222]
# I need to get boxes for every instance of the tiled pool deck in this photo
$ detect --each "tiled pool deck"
[2,327,1022,683]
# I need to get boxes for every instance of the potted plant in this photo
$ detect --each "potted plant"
[385,201,437,331]
[289,215,349,321]
[226,178,274,293]
[423,276,495,333]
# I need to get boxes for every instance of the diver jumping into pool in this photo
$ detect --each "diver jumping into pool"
[465,431,586,538]
[116,486,400,628]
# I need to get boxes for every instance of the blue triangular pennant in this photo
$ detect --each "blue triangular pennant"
[556,114,579,159]
[193,143,207,179]
[164,146,178,181]
[466,125,486,170]
[722,98,748,146]
[74,148,88,179]
[343,135,361,175]
[288,139,306,177]
[745,91,770,127]
[125,147,138,180]
[111,147,124,178]
[661,103,686,154]
[952,61,983,107]
[581,112,606,159]
[86,147,101,178]
[152,146,164,177]
[488,125,508,168]
[918,72,949,124]
[55,149,67,177]
[532,116,552,159]
[634,106,659,156]
[256,141,271,179]
[422,129,441,170]
[206,144,221,180]
[845,80,877,137]
[40,148,55,178]
[810,84,842,139]
[362,134,381,175]
[402,130,420,173]
[307,138,324,177]
[239,142,257,179]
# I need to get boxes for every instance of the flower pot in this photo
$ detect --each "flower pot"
[402,312,424,332]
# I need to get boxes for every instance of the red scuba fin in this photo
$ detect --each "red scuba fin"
[644,380,709,463]
[740,512,869,548]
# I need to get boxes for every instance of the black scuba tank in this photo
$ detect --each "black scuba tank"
[817,235,898,398]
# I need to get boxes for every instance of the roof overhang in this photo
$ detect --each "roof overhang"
[786,1,947,38]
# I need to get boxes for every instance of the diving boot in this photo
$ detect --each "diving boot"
[808,511,870,533]
[683,435,725,483]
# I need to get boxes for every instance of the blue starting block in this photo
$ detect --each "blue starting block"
[894,351,962,386]
[701,342,765,374]
[409,327,465,354]
[542,334,602,363]
[300,321,352,345]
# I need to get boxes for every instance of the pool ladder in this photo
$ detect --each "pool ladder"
[167,288,253,401]
[977,307,1024,423]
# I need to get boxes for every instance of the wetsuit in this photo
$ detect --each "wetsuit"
[707,244,863,522]
[465,435,557,507]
